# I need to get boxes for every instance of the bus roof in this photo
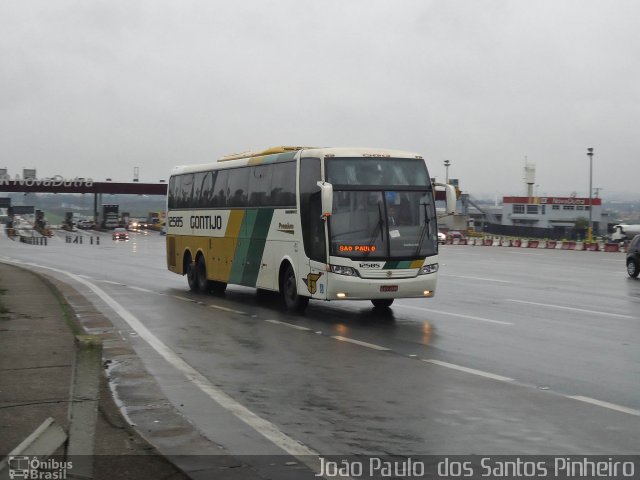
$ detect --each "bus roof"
[170,146,425,176]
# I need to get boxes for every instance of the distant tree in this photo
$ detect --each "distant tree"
[574,217,589,230]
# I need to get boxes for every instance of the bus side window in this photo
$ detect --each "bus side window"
[168,176,179,210]
[249,164,273,207]
[180,174,194,209]
[193,172,207,209]
[271,162,296,207]
[201,171,216,208]
[212,170,229,207]
[300,157,326,262]
[227,168,249,207]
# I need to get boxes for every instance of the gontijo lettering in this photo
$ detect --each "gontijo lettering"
[190,215,223,229]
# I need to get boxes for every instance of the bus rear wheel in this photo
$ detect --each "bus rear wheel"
[371,299,394,308]
[186,255,198,292]
[281,264,309,313]
[196,256,210,292]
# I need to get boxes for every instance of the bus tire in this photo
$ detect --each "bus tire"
[185,253,198,292]
[210,280,227,293]
[628,258,639,278]
[196,255,209,292]
[281,264,309,313]
[371,299,394,308]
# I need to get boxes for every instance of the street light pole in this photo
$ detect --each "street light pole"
[444,160,451,184]
[586,147,594,242]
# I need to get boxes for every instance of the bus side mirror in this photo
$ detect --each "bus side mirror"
[317,181,333,219]
[433,183,457,216]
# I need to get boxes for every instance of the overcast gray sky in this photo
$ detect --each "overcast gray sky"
[1,1,638,199]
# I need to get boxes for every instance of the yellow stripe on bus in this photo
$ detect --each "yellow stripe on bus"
[410,259,424,269]
[211,210,245,282]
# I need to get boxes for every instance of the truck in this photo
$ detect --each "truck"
[610,224,640,242]
[146,211,165,231]
[102,204,120,229]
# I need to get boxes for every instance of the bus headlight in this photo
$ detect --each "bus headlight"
[330,265,358,276]
[419,263,439,275]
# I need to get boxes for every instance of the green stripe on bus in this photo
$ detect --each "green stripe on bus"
[241,209,275,286]
[228,209,274,286]
[382,260,417,269]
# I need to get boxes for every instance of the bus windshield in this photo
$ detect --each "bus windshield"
[325,157,430,187]
[326,158,437,259]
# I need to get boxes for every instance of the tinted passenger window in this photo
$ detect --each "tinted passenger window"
[200,171,216,207]
[168,176,179,209]
[271,162,296,207]
[249,164,273,206]
[227,168,249,207]
[179,174,194,208]
[212,170,229,207]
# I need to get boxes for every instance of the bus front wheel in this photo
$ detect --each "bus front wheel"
[281,264,309,313]
[371,299,394,308]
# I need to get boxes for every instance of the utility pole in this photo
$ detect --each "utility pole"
[586,148,594,242]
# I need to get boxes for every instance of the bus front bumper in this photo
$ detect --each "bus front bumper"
[325,272,437,300]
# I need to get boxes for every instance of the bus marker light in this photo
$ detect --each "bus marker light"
[337,293,347,298]
[423,290,433,297]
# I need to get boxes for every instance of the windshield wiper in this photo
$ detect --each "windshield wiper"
[362,202,384,258]
[413,202,432,257]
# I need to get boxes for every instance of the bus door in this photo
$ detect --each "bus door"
[299,157,328,300]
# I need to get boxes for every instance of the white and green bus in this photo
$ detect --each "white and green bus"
[166,146,455,312]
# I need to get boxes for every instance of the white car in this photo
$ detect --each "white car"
[438,231,446,244]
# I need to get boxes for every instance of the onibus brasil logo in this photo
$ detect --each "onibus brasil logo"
[8,456,72,480]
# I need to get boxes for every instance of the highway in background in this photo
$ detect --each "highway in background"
[1,230,638,459]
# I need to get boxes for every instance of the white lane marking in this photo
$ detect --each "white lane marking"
[331,336,390,351]
[506,251,544,256]
[173,295,195,302]
[102,280,124,286]
[77,274,93,280]
[128,285,156,294]
[265,319,312,331]
[12,261,330,475]
[505,299,635,319]
[423,359,514,382]
[209,304,246,315]
[396,304,513,325]
[441,274,513,284]
[568,396,640,417]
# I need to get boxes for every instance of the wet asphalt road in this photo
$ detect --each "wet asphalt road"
[2,230,639,456]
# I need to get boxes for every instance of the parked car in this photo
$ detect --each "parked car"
[627,234,640,278]
[447,230,465,241]
[112,228,129,241]
[76,220,95,230]
[438,231,446,244]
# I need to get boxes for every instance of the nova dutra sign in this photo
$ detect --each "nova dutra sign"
[0,174,94,187]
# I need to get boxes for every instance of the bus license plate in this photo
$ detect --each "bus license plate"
[380,285,398,292]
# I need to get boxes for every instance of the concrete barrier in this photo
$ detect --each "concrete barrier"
[528,240,539,248]
[484,239,493,246]
[513,239,522,247]
[561,241,576,250]
[603,243,620,252]
[546,240,557,249]
[585,242,599,251]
